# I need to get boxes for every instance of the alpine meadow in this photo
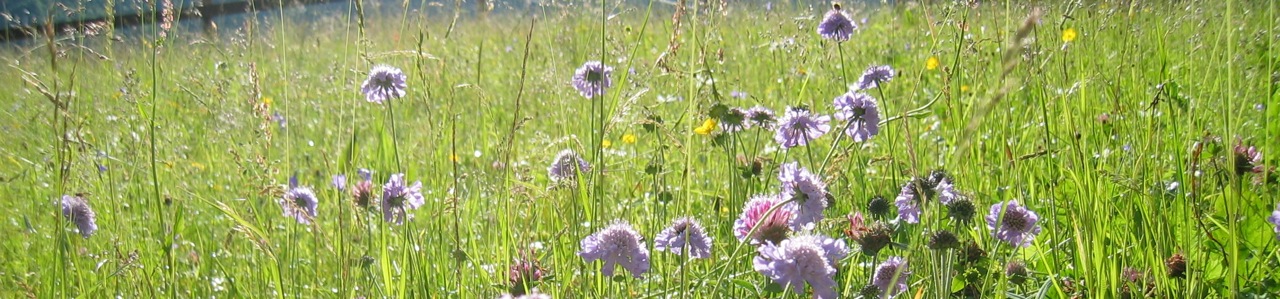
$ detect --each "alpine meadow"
[2,0,1279,298]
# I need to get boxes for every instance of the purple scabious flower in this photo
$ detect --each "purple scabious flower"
[548,149,591,182]
[382,173,425,224]
[332,174,347,192]
[579,221,650,278]
[735,194,795,245]
[730,90,748,99]
[774,107,831,149]
[872,256,911,298]
[280,185,319,224]
[361,65,407,104]
[778,162,829,230]
[719,107,751,133]
[352,170,375,209]
[986,200,1042,247]
[572,61,614,98]
[817,7,856,42]
[1269,204,1280,241]
[832,91,881,142]
[653,217,713,259]
[60,194,97,238]
[752,234,849,299]
[894,182,921,224]
[934,178,960,205]
[747,106,778,130]
[852,65,895,91]
[1233,140,1268,176]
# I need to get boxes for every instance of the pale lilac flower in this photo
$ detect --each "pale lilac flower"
[986,200,1042,247]
[817,7,856,41]
[572,61,613,98]
[730,90,748,99]
[579,221,650,278]
[853,65,895,90]
[872,256,911,298]
[1269,204,1280,241]
[775,107,831,149]
[778,162,829,230]
[382,173,425,224]
[735,194,794,245]
[280,184,319,224]
[747,106,778,130]
[60,194,97,238]
[894,182,921,224]
[832,91,881,142]
[548,149,591,182]
[332,174,347,192]
[752,234,848,299]
[361,65,407,104]
[653,217,713,259]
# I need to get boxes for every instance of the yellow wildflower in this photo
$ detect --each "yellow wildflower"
[262,96,273,107]
[694,119,718,135]
[449,154,459,162]
[960,85,971,93]
[926,56,940,70]
[1062,28,1078,42]
[621,134,637,144]
[602,139,613,148]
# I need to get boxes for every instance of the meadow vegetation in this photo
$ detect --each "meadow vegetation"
[1,0,1278,298]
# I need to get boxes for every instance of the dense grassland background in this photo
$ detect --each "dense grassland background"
[1,0,1278,297]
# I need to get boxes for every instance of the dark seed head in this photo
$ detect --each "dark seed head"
[947,199,976,221]
[867,195,891,217]
[1165,253,1186,279]
[961,241,986,265]
[858,223,894,256]
[927,230,959,250]
[1005,261,1029,285]
[858,284,880,298]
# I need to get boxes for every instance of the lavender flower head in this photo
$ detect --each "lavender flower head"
[752,234,849,299]
[60,194,97,238]
[279,184,319,224]
[775,107,831,149]
[872,256,911,298]
[853,65,896,91]
[548,149,591,182]
[579,221,650,278]
[986,200,1042,247]
[653,217,713,259]
[572,61,614,98]
[833,91,881,142]
[747,106,778,130]
[817,5,856,42]
[1233,140,1266,175]
[361,65,407,104]
[332,174,347,192]
[1269,204,1280,241]
[778,162,829,230]
[894,182,922,224]
[735,193,795,245]
[382,173,425,224]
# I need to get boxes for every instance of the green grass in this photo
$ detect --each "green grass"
[1,0,1278,298]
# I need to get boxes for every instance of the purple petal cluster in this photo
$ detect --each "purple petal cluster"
[853,65,895,91]
[746,106,778,130]
[579,221,650,278]
[816,8,856,42]
[548,149,591,182]
[872,256,911,298]
[752,234,849,299]
[653,217,713,259]
[381,173,425,224]
[734,194,794,245]
[832,91,881,142]
[60,194,98,238]
[775,107,831,149]
[361,65,407,104]
[280,185,319,224]
[986,200,1042,247]
[894,182,922,224]
[572,61,614,98]
[332,174,347,191]
[1269,204,1280,241]
[778,162,829,230]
